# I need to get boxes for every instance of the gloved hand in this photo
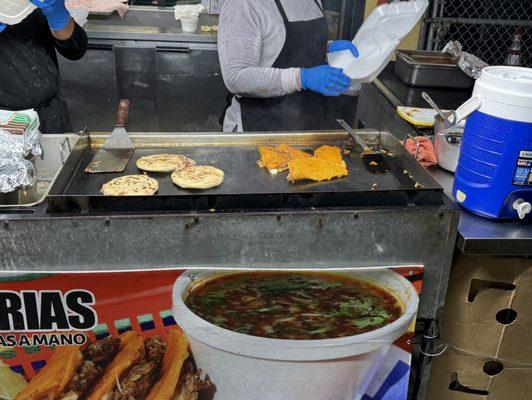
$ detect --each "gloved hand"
[30,0,71,31]
[329,40,359,57]
[0,23,6,33]
[301,65,351,97]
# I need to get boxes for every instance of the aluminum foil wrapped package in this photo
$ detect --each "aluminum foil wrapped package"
[24,124,43,156]
[0,129,26,159]
[442,41,489,79]
[0,109,42,157]
[0,158,36,193]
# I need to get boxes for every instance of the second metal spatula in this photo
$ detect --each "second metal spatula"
[336,119,386,165]
[85,99,134,173]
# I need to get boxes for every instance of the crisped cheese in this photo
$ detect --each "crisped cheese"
[257,146,291,174]
[257,144,310,174]
[287,157,348,182]
[277,144,311,160]
[314,145,345,165]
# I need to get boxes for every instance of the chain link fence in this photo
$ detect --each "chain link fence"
[424,0,531,67]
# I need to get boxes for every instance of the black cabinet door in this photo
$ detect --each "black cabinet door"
[157,46,227,132]
[58,45,118,132]
[115,46,159,132]
[59,42,227,132]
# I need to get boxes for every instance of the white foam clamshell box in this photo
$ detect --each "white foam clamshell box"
[328,0,429,83]
[0,0,36,25]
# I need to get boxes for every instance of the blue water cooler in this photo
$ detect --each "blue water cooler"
[453,66,532,220]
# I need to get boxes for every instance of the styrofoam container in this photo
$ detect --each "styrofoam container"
[328,0,429,83]
[173,269,419,400]
[0,0,36,25]
[181,16,199,32]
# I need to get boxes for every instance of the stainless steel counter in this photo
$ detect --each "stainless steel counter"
[85,6,218,44]
[0,131,459,322]
[430,167,532,256]
[358,67,532,257]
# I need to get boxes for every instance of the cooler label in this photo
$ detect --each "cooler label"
[513,150,532,186]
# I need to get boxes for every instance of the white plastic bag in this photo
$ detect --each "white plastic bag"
[174,4,205,20]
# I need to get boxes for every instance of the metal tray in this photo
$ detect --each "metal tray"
[0,134,79,209]
[47,130,443,213]
[395,50,474,89]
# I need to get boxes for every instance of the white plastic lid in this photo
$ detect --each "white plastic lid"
[327,0,429,83]
[0,0,36,26]
[474,66,532,110]
[480,66,532,96]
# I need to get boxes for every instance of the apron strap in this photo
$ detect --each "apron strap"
[274,0,290,25]
[219,92,235,127]
[313,0,324,12]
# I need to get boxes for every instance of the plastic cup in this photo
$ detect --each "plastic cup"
[181,16,199,33]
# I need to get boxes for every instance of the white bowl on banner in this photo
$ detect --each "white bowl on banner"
[173,269,418,400]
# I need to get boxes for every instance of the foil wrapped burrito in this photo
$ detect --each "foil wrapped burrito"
[0,111,42,158]
[442,41,489,79]
[0,157,36,194]
[0,110,42,194]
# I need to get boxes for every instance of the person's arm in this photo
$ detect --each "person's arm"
[52,19,88,60]
[218,0,300,98]
[31,0,88,60]
[219,0,351,98]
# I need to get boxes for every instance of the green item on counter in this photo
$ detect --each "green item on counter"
[0,365,27,400]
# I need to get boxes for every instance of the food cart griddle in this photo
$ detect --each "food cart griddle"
[47,131,443,212]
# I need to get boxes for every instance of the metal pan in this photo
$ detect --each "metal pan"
[395,50,474,89]
[0,134,80,208]
[46,130,443,213]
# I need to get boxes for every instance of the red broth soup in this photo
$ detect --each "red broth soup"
[184,272,403,340]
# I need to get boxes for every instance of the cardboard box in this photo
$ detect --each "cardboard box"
[427,350,532,400]
[438,255,532,364]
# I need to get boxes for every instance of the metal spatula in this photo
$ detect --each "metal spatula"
[336,119,386,165]
[85,99,134,173]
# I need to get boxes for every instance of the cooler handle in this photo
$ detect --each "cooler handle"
[448,96,482,127]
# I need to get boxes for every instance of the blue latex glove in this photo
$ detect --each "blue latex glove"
[0,23,6,33]
[30,0,70,31]
[329,40,359,57]
[301,65,351,97]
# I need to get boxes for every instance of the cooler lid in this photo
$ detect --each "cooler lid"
[327,0,429,83]
[0,0,35,25]
[480,66,532,94]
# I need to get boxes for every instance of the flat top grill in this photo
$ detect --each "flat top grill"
[47,131,443,213]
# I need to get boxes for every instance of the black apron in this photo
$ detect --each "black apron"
[236,0,356,132]
[0,11,72,134]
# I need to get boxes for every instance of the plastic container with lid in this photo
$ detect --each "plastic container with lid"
[327,0,429,83]
[0,0,36,26]
[452,66,532,220]
[181,16,199,32]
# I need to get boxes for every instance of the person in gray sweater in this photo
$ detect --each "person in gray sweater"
[218,0,359,132]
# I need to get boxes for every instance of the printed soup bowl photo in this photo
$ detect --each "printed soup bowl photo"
[173,269,419,400]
